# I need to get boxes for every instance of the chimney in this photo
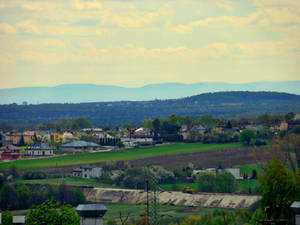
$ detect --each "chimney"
[76,204,107,225]
[291,201,300,225]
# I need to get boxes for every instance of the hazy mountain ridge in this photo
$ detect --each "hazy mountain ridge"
[0,91,300,126]
[1,81,300,104]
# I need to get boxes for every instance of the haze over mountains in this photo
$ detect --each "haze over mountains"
[0,81,300,104]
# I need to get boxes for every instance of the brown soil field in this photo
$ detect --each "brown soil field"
[42,146,280,174]
[128,146,278,169]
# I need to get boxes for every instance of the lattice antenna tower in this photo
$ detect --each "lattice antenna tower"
[145,167,159,225]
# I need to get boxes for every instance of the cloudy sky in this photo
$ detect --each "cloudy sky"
[0,0,299,89]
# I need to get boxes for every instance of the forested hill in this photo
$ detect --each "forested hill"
[1,91,300,126]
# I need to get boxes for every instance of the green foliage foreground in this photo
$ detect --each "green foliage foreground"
[252,158,300,225]
[0,143,241,171]
[26,199,79,225]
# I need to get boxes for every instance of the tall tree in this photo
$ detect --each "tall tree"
[19,135,25,146]
[72,118,93,130]
[258,158,299,224]
[0,184,18,210]
[142,118,153,130]
[240,129,255,145]
[200,115,217,129]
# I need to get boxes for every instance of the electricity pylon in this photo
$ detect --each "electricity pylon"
[145,167,159,225]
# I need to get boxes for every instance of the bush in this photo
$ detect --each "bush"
[215,172,237,193]
[196,172,237,193]
[22,171,47,180]
[99,173,113,184]
[240,129,256,145]
[196,172,216,192]
[26,199,80,225]
[162,134,183,142]
[254,139,267,146]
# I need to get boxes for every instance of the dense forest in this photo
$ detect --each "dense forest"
[1,91,300,126]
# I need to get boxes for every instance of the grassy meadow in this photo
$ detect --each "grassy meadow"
[238,164,263,174]
[16,176,115,188]
[0,142,241,171]
[160,179,259,194]
[103,203,218,222]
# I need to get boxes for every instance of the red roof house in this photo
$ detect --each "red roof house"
[0,145,21,160]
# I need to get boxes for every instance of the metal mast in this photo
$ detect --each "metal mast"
[145,167,159,225]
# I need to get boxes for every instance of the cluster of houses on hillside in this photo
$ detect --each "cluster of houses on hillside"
[0,117,299,161]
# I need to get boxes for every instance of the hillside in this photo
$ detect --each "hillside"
[0,91,300,125]
[1,81,300,104]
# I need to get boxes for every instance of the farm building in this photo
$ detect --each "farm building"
[25,143,54,157]
[0,145,21,160]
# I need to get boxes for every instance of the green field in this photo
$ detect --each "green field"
[103,203,217,223]
[238,164,263,174]
[0,143,241,171]
[16,177,117,188]
[237,179,260,193]
[160,180,259,194]
[160,183,198,191]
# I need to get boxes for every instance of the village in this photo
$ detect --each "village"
[1,113,299,160]
[0,113,299,187]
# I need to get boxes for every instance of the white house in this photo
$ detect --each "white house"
[72,165,103,179]
[25,143,54,157]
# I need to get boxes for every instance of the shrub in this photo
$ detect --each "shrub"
[22,171,47,180]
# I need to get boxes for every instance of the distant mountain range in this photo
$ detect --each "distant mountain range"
[1,91,300,125]
[0,81,300,104]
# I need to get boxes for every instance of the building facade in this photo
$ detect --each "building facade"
[25,143,54,157]
[0,145,21,160]
[72,166,103,179]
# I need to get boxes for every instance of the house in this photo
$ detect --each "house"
[221,168,242,180]
[50,133,63,142]
[192,168,216,176]
[131,128,153,138]
[215,126,224,132]
[61,141,100,152]
[81,128,103,135]
[121,138,153,148]
[72,165,103,179]
[191,125,206,133]
[0,145,21,160]
[180,125,188,132]
[192,168,242,180]
[279,121,288,131]
[245,125,263,131]
[5,132,35,145]
[25,143,54,157]
[62,132,77,143]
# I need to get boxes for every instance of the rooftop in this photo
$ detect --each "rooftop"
[62,141,100,148]
[0,145,20,151]
[26,143,52,150]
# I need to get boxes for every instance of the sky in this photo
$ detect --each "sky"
[0,0,299,89]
